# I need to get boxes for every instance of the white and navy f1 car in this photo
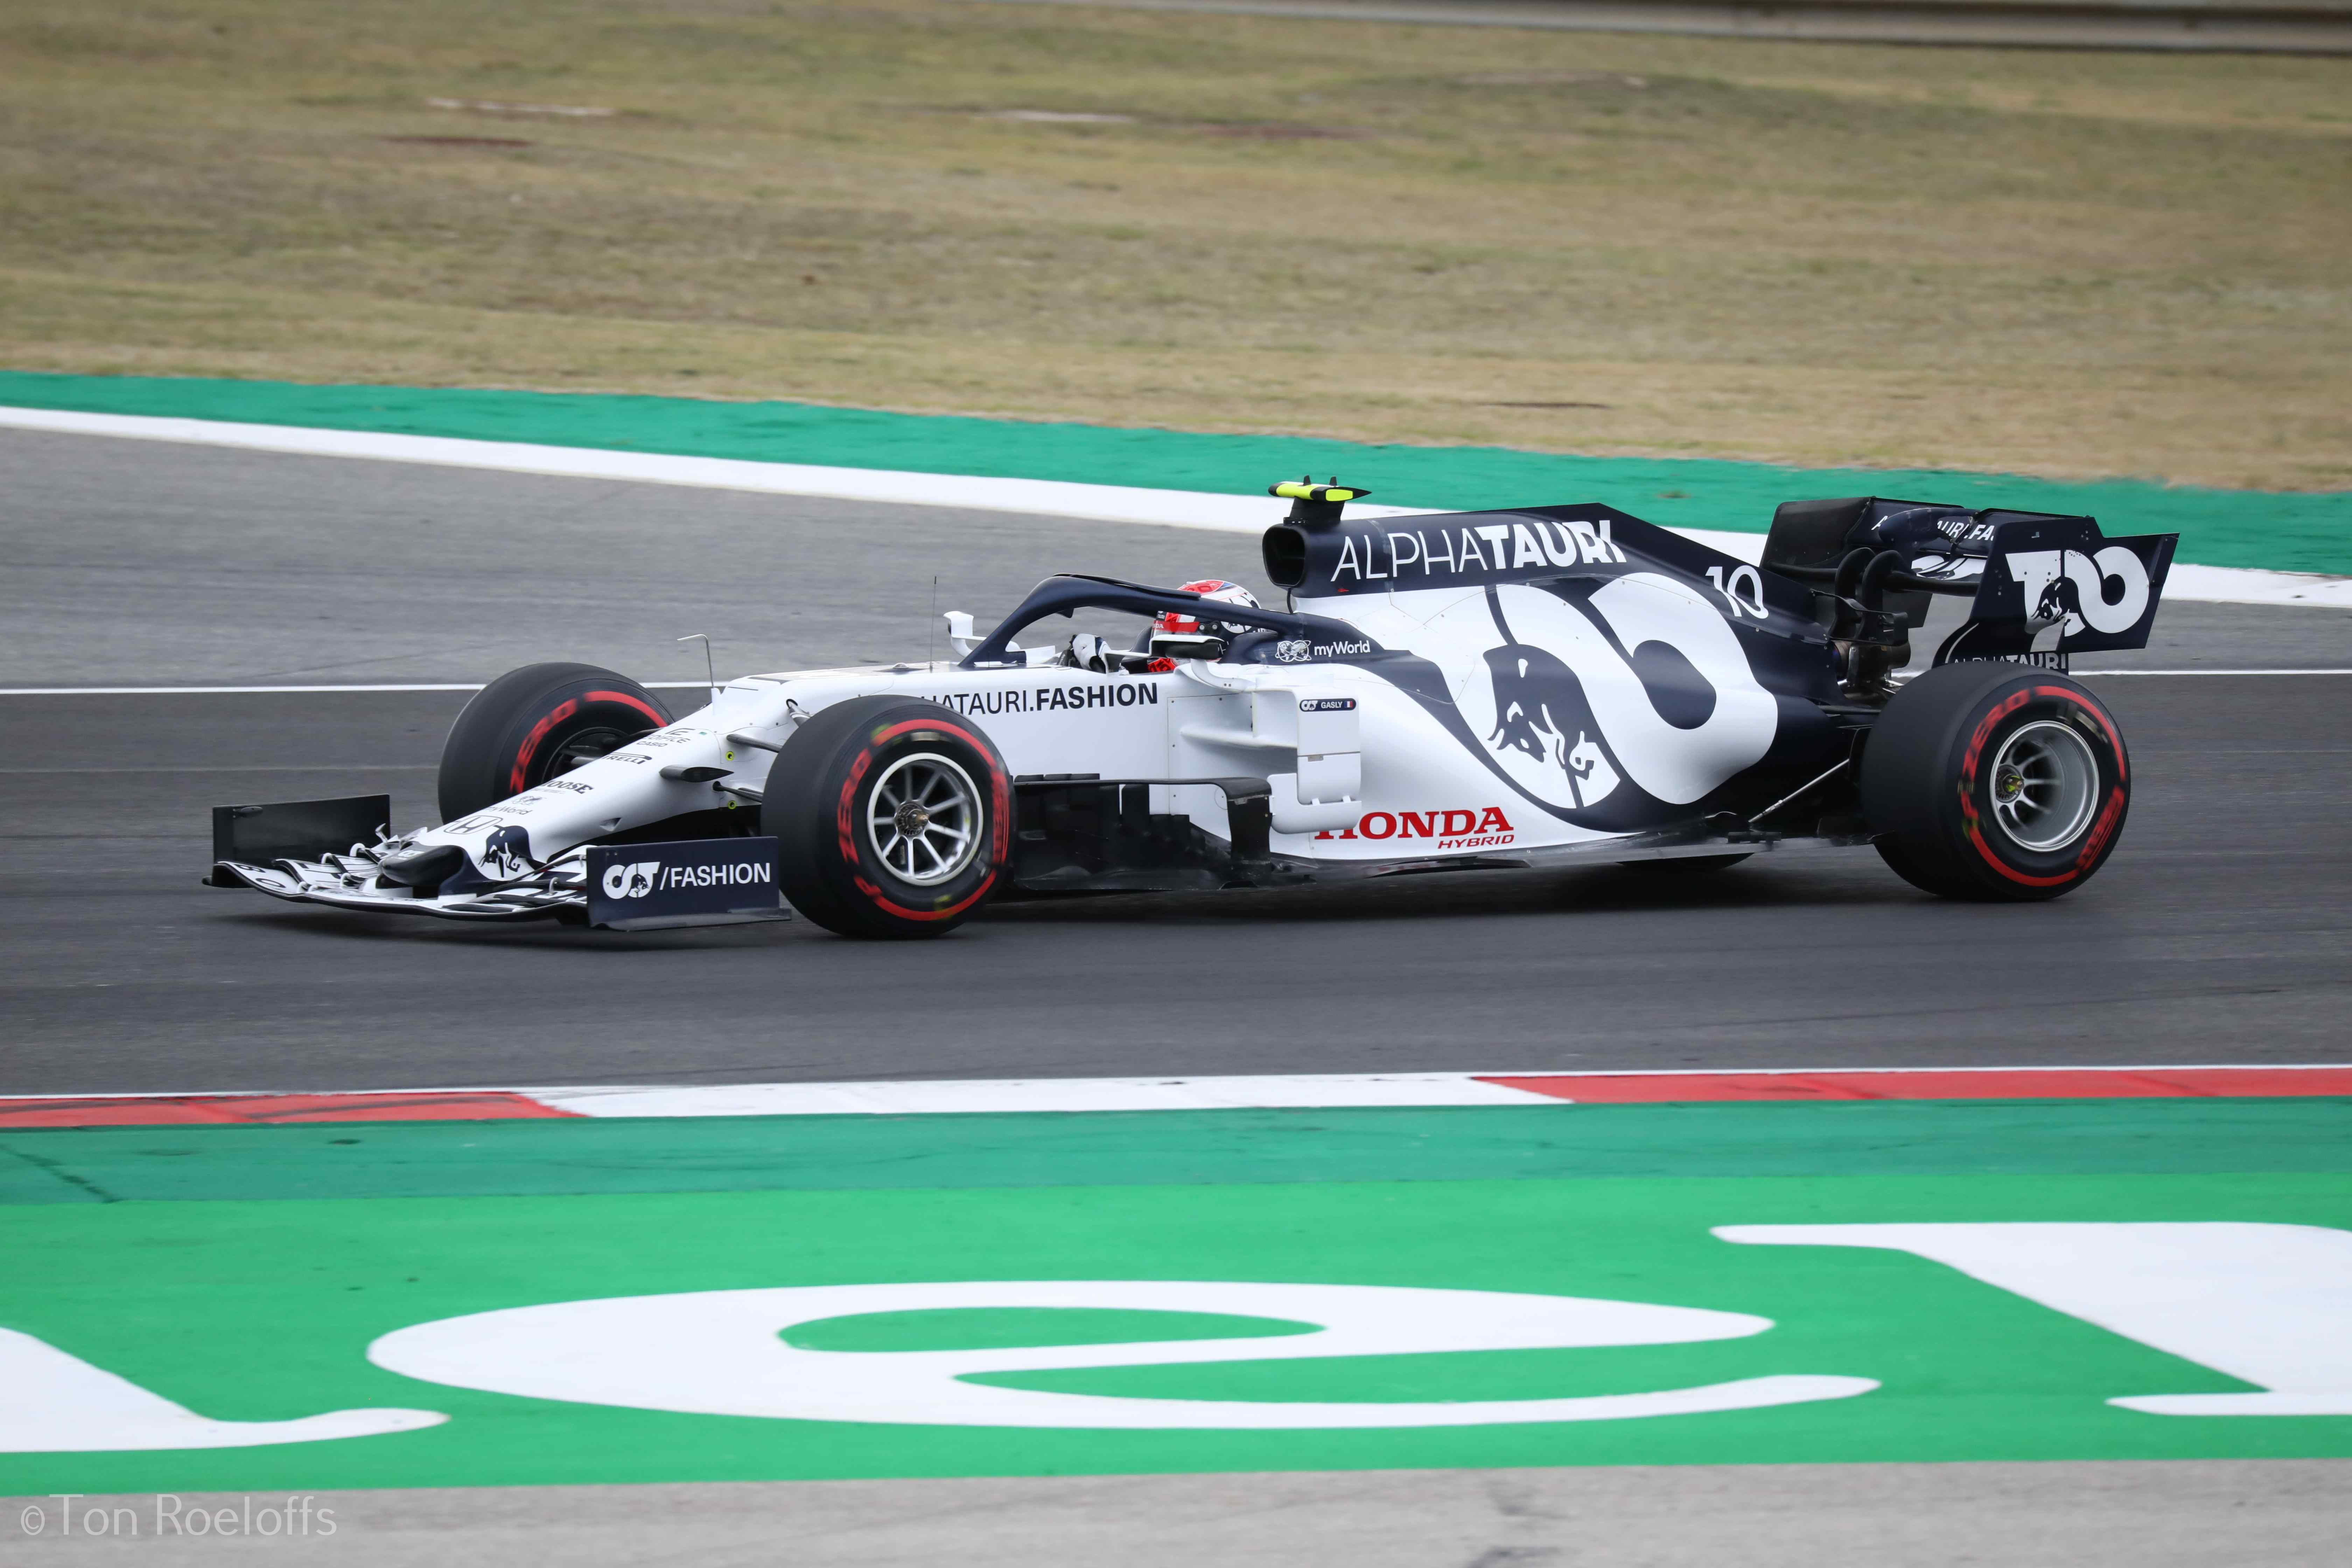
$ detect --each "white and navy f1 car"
[210,483,2176,937]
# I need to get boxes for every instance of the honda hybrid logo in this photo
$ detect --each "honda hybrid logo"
[601,859,772,899]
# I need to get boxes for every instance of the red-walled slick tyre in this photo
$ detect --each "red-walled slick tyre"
[1861,661,2130,902]
[438,663,671,821]
[763,697,1013,939]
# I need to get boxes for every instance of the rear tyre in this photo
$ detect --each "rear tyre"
[438,663,671,821]
[1861,662,2129,902]
[1870,836,1976,900]
[762,697,1012,939]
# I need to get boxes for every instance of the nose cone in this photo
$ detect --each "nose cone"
[375,843,466,889]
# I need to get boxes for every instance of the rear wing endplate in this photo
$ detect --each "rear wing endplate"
[1945,513,2178,663]
[1759,496,2177,666]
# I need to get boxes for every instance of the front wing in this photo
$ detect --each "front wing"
[212,852,588,922]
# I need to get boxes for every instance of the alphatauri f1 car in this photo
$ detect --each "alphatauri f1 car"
[211,483,2176,937]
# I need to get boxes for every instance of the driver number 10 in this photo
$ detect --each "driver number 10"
[1706,564,1769,620]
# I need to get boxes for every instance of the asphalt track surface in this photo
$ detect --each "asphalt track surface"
[3,428,2349,1093]
[11,1462,2348,1566]
[4,430,2350,1564]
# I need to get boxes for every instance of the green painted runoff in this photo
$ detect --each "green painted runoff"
[6,1099,2352,1205]
[1,1171,2347,1494]
[4,1100,2351,1490]
[1,371,2344,574]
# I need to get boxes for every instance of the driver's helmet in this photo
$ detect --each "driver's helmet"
[1155,580,1260,639]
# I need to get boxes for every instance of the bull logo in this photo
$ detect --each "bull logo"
[2007,547,2151,654]
[2027,570,2082,654]
[478,824,535,880]
[2032,570,2082,629]
[1482,589,1622,810]
[1367,575,1778,826]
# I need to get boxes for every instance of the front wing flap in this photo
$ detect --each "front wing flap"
[212,850,588,923]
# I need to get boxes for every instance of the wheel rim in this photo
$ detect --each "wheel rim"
[538,723,633,784]
[1988,719,2099,853]
[866,752,983,887]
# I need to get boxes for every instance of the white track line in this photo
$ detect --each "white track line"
[6,404,2345,609]
[2163,563,2352,609]
[528,1061,2352,1117]
[0,684,490,696]
[0,682,718,695]
[6,671,2345,696]
[533,1074,1541,1116]
[9,1064,2347,1117]
[12,1060,2343,1096]
[0,405,1421,533]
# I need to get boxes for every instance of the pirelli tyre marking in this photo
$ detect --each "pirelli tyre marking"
[1957,684,2128,888]
[832,716,1011,926]
[507,690,667,796]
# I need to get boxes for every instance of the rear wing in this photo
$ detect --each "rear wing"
[1761,496,2177,666]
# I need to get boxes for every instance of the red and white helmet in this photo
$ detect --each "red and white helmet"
[1156,580,1261,639]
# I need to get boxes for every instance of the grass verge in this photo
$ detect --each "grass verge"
[2,0,2347,489]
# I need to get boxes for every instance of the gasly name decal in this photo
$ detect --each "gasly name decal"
[1316,807,1516,851]
[1333,518,1626,584]
[924,681,1161,717]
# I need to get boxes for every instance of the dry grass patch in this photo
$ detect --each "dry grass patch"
[2,0,2347,487]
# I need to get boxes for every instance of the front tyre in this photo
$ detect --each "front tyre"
[763,698,1012,939]
[439,663,672,821]
[1860,662,2130,902]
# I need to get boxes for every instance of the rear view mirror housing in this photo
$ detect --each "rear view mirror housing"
[1148,633,1228,662]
